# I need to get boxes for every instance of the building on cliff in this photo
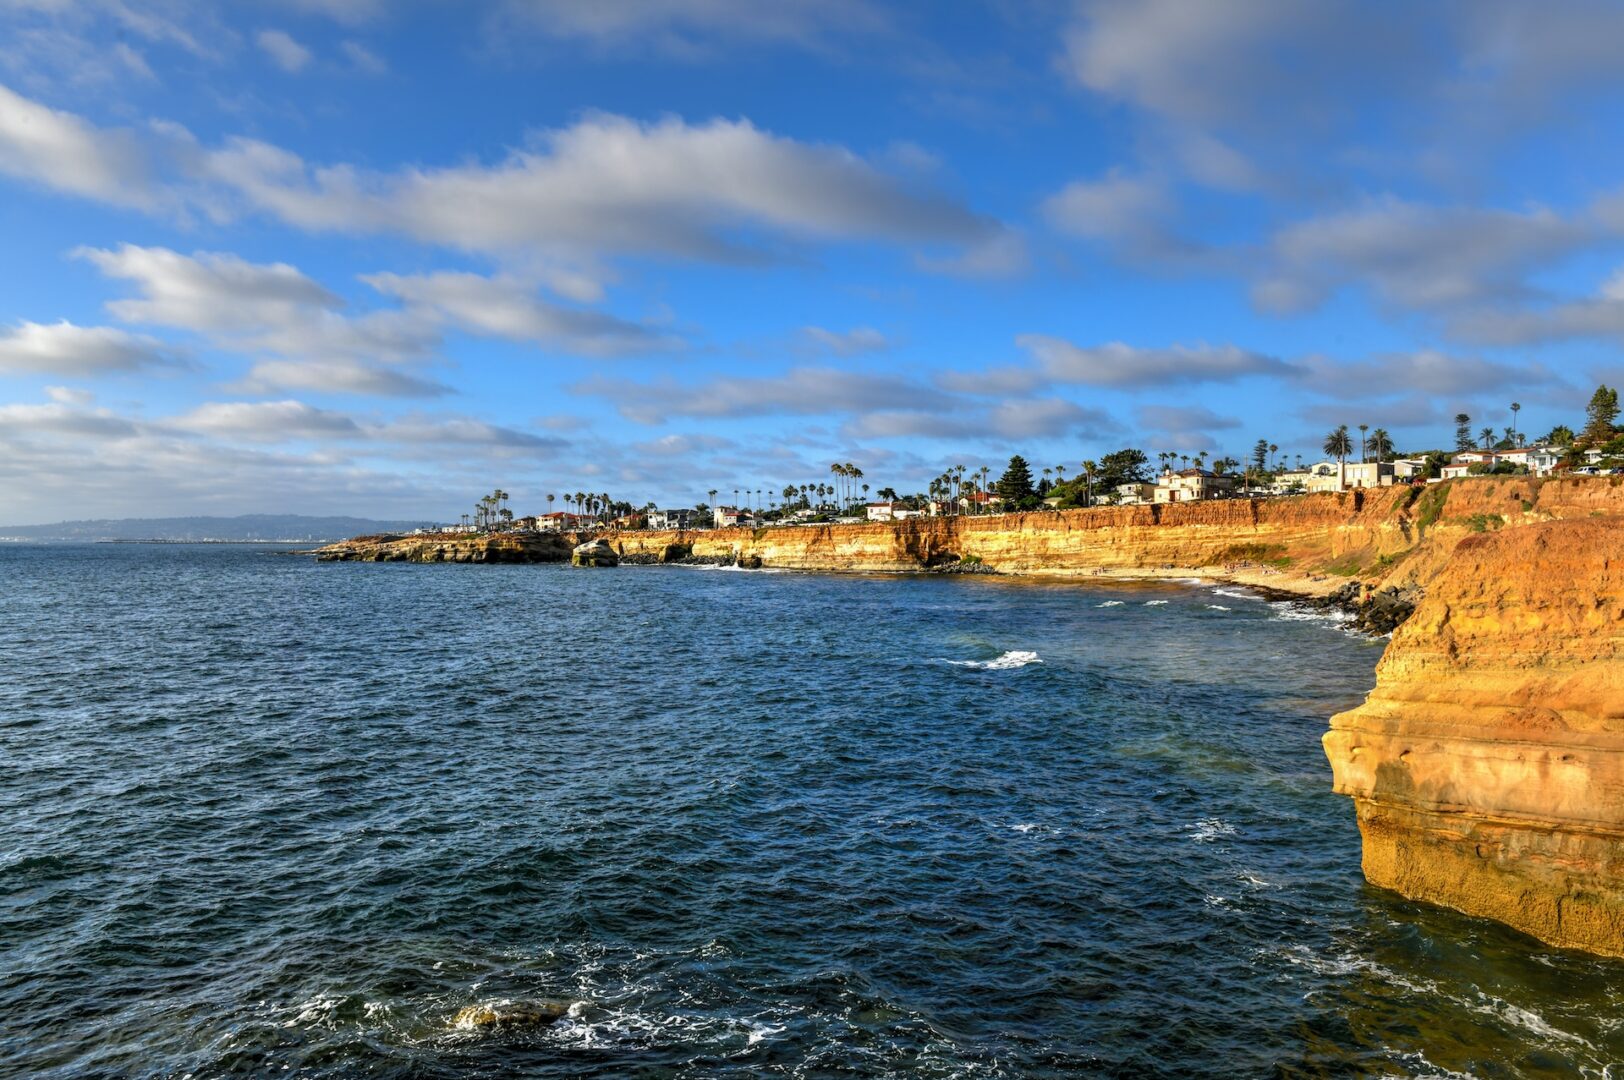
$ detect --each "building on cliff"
[1153,469,1234,503]
[648,509,699,530]
[866,501,920,522]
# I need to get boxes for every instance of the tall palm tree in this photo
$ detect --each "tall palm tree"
[1368,428,1394,462]
[1323,425,1353,489]
[1269,443,1279,471]
[1510,401,1522,445]
[1479,426,1495,450]
[1081,459,1098,507]
[1358,424,1369,463]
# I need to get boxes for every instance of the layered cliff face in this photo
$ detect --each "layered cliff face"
[1324,519,1624,955]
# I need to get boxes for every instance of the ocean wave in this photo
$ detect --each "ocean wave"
[1189,817,1236,843]
[1096,600,1125,607]
[1206,604,1232,611]
[1143,600,1169,606]
[941,650,1042,670]
[1209,585,1262,601]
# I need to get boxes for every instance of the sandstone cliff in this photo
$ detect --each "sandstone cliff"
[1324,519,1624,955]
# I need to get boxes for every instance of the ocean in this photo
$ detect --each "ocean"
[3,543,1622,1078]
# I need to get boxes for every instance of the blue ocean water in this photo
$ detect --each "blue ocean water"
[3,543,1623,1079]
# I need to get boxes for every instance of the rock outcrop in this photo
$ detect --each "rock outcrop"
[451,1001,572,1030]
[1324,519,1624,955]
[315,532,572,563]
[570,539,619,567]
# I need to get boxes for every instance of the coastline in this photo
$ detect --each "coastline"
[312,475,1624,957]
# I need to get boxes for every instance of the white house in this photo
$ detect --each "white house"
[1153,469,1234,503]
[866,501,919,522]
[1115,482,1156,505]
[648,508,699,530]
[713,506,752,528]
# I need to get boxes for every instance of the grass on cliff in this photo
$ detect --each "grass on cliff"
[1216,542,1292,568]
[1413,484,1450,535]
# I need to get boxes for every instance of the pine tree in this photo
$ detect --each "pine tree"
[995,455,1035,502]
[1453,413,1474,452]
[1251,438,1269,472]
[1582,385,1620,446]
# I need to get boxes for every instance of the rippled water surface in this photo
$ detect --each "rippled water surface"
[5,544,1624,1079]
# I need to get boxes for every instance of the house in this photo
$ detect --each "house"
[866,501,919,522]
[647,508,699,530]
[1153,469,1234,503]
[1269,469,1312,494]
[1115,482,1156,505]
[1341,461,1396,489]
[713,506,752,528]
[1392,457,1430,480]
[1497,446,1563,476]
[535,512,590,532]
[959,491,1004,513]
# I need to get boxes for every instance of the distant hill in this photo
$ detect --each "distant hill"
[0,514,438,543]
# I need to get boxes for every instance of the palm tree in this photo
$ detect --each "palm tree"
[1368,428,1394,462]
[1479,426,1495,450]
[1358,424,1369,463]
[1081,459,1098,507]
[1055,465,1067,486]
[1269,443,1279,471]
[1510,401,1522,445]
[1323,425,1353,489]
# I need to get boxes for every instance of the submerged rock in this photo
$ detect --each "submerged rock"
[570,539,620,567]
[452,1000,571,1030]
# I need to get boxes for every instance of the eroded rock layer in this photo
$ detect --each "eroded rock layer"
[1324,519,1624,955]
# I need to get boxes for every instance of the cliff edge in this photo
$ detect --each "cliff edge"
[1324,518,1624,955]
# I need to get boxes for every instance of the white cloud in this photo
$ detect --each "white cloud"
[0,319,180,374]
[77,243,341,332]
[0,80,154,205]
[799,325,889,357]
[1015,336,1296,387]
[1297,350,1554,397]
[489,0,885,53]
[202,112,997,264]
[231,358,451,398]
[340,39,385,74]
[44,384,92,404]
[171,399,362,440]
[1043,171,1167,241]
[1253,198,1585,314]
[1137,404,1241,433]
[256,29,311,73]
[363,271,675,356]
[0,400,138,437]
[915,229,1027,278]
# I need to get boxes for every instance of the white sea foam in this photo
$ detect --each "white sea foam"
[1097,600,1125,607]
[1144,599,1169,606]
[1206,604,1231,611]
[1210,586,1260,601]
[1189,818,1236,843]
[943,650,1042,670]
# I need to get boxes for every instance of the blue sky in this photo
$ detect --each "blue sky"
[2,0,1622,524]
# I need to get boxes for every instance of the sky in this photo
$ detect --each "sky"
[2,0,1622,524]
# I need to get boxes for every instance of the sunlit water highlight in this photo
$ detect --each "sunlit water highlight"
[3,544,1624,1078]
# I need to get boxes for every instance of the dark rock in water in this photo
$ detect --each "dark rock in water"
[571,539,619,567]
[1308,579,1419,635]
[452,1001,571,1029]
[739,554,763,570]
[666,553,733,566]
[618,552,661,565]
